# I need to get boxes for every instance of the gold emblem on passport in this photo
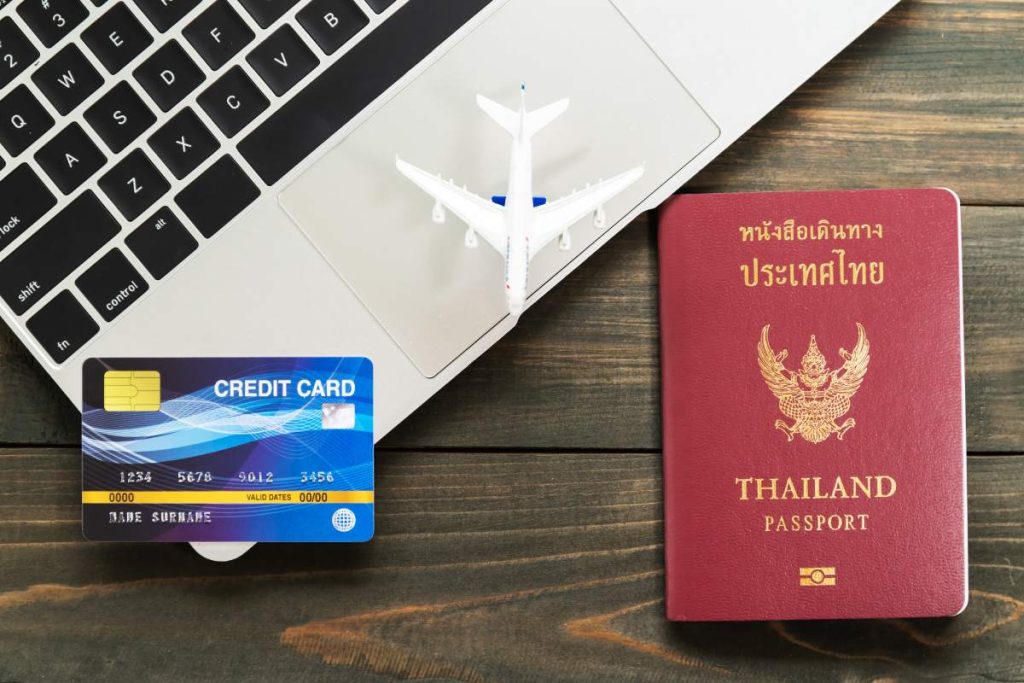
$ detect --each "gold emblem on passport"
[799,566,836,587]
[758,323,870,444]
[103,370,161,412]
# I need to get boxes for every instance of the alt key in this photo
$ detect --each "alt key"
[126,207,198,280]
[26,291,100,364]
[76,249,149,322]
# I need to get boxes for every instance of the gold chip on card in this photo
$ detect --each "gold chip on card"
[104,370,161,412]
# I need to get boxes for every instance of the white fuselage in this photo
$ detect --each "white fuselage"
[503,109,532,318]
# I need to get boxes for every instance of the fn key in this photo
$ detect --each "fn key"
[27,291,99,363]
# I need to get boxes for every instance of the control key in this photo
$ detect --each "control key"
[76,249,149,322]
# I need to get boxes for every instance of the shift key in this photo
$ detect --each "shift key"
[0,192,120,315]
[0,165,57,255]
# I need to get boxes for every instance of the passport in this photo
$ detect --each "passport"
[658,189,966,621]
[82,357,374,543]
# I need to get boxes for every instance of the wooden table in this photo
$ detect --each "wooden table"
[2,1,1022,679]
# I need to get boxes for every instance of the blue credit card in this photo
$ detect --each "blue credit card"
[81,357,373,543]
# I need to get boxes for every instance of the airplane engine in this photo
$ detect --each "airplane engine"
[432,200,446,224]
[464,228,479,248]
[594,204,607,229]
[559,232,572,251]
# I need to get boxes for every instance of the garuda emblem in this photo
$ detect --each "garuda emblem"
[757,323,870,444]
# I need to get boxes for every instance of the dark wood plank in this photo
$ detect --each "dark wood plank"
[0,331,80,446]
[1,207,1020,453]
[689,0,1024,206]
[388,206,1024,452]
[0,448,1020,681]
[963,207,1024,450]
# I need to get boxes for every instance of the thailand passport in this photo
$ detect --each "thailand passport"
[659,189,966,621]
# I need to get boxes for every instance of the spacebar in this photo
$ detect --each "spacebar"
[238,0,494,185]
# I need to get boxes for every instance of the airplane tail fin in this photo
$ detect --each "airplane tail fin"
[477,95,520,136]
[524,98,569,139]
[477,94,570,139]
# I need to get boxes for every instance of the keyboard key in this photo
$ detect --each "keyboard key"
[132,0,201,33]
[0,191,120,315]
[98,148,170,220]
[34,123,107,194]
[184,0,255,70]
[0,85,55,155]
[27,291,99,363]
[133,40,205,112]
[247,24,318,96]
[197,66,269,137]
[175,156,259,237]
[237,0,303,29]
[84,81,157,153]
[75,248,149,321]
[364,0,397,13]
[126,206,197,279]
[18,0,90,48]
[239,0,493,184]
[0,19,40,91]
[147,107,218,179]
[82,2,154,74]
[0,165,57,255]
[31,44,105,115]
[296,0,367,55]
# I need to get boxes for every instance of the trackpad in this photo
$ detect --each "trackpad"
[279,0,719,378]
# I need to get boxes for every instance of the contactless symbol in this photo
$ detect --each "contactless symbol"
[331,507,357,533]
[799,566,837,587]
[321,402,356,430]
[103,370,161,412]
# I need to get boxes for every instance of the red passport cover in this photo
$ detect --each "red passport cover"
[659,189,966,621]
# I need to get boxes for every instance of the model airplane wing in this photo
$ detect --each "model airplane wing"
[528,166,644,258]
[396,158,507,254]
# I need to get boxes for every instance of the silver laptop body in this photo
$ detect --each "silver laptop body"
[0,0,898,559]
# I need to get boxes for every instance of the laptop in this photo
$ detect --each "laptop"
[0,0,898,559]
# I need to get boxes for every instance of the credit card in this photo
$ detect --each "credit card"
[81,357,373,543]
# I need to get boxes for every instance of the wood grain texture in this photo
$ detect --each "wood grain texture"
[0,448,1021,682]
[387,206,1023,452]
[2,205,1021,453]
[1,1,1023,680]
[688,0,1024,205]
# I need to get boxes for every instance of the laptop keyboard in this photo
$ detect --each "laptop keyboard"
[0,0,494,365]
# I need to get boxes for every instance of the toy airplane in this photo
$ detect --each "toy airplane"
[396,86,644,319]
